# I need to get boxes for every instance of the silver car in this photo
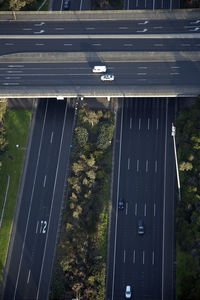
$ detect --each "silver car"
[125,285,131,298]
[101,74,115,81]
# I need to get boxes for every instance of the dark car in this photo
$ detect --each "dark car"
[118,198,125,210]
[138,220,144,235]
[63,0,70,10]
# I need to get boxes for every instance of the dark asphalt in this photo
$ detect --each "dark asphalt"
[106,98,176,300]
[2,99,75,300]
[126,0,180,9]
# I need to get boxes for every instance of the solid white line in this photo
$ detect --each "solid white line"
[156,118,159,130]
[153,0,155,10]
[152,251,155,264]
[143,250,145,264]
[119,27,128,29]
[135,203,137,216]
[154,203,156,217]
[79,0,83,10]
[133,250,136,263]
[2,82,19,86]
[146,160,148,172]
[155,160,157,173]
[50,131,54,144]
[126,202,128,215]
[144,203,147,216]
[124,250,126,263]
[36,221,39,234]
[137,159,139,172]
[14,100,49,300]
[27,270,31,284]
[128,158,130,170]
[7,70,22,73]
[36,102,68,300]
[130,117,132,129]
[139,118,141,130]
[111,102,124,300]
[148,118,150,130]
[43,175,47,188]
[162,98,168,300]
[8,65,24,68]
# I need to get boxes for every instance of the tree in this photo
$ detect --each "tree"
[75,127,88,146]
[97,123,114,150]
[9,0,34,10]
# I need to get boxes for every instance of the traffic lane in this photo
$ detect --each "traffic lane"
[1,61,200,87]
[1,38,200,56]
[0,19,199,35]
[17,100,67,300]
[52,0,62,10]
[2,100,47,300]
[37,105,74,299]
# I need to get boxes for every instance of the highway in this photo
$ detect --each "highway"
[125,0,180,9]
[107,98,176,300]
[1,99,75,300]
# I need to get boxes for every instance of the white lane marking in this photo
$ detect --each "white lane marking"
[7,70,22,73]
[128,158,130,170]
[138,118,141,130]
[35,43,44,46]
[135,203,137,216]
[153,0,155,10]
[36,101,68,300]
[156,118,159,130]
[171,66,180,69]
[138,20,149,25]
[125,202,128,215]
[34,30,44,34]
[154,203,156,216]
[130,117,132,129]
[123,250,126,263]
[181,43,191,46]
[43,175,47,188]
[189,27,200,32]
[153,26,163,29]
[27,270,31,284]
[92,43,101,46]
[14,100,49,300]
[86,27,95,30]
[138,66,147,69]
[124,43,133,46]
[190,20,200,24]
[64,43,72,46]
[119,27,128,29]
[152,251,155,265]
[137,78,147,81]
[34,22,45,26]
[133,250,136,263]
[196,44,200,46]
[50,131,54,143]
[36,221,39,234]
[144,203,147,216]
[146,160,148,173]
[2,82,19,86]
[136,28,148,33]
[55,28,64,30]
[137,73,147,75]
[8,65,24,68]
[111,102,124,300]
[170,73,180,75]
[5,77,21,80]
[148,118,150,130]
[154,44,164,46]
[143,251,145,264]
[23,28,32,31]
[155,160,157,173]
[79,0,83,10]
[137,159,139,172]
[5,43,14,45]
[162,98,168,300]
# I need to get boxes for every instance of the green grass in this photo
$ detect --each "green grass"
[0,109,32,283]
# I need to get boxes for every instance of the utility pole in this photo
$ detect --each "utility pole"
[171,123,181,201]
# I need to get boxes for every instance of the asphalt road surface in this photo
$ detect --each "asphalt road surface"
[125,0,180,9]
[2,99,75,300]
[0,61,200,88]
[106,98,176,300]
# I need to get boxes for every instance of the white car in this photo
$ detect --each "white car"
[125,285,131,299]
[92,66,107,73]
[101,74,115,81]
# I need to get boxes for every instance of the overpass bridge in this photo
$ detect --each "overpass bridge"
[0,9,200,98]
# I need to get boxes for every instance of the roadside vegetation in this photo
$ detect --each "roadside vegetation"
[175,96,200,300]
[50,103,115,300]
[0,0,50,11]
[0,103,31,283]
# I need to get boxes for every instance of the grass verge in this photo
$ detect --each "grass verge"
[0,109,32,283]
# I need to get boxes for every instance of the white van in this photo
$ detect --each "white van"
[92,66,107,73]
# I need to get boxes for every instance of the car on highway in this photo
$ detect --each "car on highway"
[101,74,115,81]
[125,285,132,298]
[92,65,107,73]
[118,198,125,210]
[63,0,70,10]
[138,219,144,235]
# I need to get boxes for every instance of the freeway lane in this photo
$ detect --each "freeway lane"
[107,98,176,300]
[2,99,74,300]
[0,61,200,87]
[0,19,200,35]
[1,38,200,55]
[126,0,180,9]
